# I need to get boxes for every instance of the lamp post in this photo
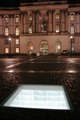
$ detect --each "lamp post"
[9,37,11,57]
[70,36,73,57]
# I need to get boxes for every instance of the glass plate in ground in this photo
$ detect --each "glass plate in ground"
[1,84,73,110]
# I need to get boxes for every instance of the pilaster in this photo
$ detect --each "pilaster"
[36,11,39,33]
[48,10,52,33]
[20,12,24,34]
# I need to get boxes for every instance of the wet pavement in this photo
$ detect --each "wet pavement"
[0,56,80,120]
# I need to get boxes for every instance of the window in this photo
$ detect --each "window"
[29,26,32,34]
[71,26,74,34]
[16,48,19,53]
[5,27,9,36]
[16,27,19,35]
[72,38,75,44]
[4,17,8,24]
[15,17,19,23]
[72,47,75,52]
[41,21,47,33]
[56,14,59,20]
[56,25,60,32]
[5,48,9,53]
[29,15,32,21]
[70,14,74,21]
[16,39,19,44]
[5,40,8,45]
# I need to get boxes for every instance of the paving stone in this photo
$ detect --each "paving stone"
[0,56,80,120]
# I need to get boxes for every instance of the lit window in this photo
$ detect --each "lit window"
[41,24,47,32]
[56,14,59,20]
[5,28,9,36]
[71,26,74,34]
[5,48,9,53]
[29,26,32,33]
[29,15,32,21]
[16,39,19,44]
[70,15,74,21]
[72,47,75,52]
[4,17,8,24]
[5,40,8,45]
[16,27,19,35]
[15,17,19,23]
[16,48,19,53]
[56,25,59,32]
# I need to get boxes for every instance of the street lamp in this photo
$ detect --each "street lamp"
[70,36,73,57]
[9,37,11,57]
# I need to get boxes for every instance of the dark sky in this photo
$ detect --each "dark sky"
[0,0,80,7]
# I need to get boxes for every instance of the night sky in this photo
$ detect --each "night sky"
[0,0,80,7]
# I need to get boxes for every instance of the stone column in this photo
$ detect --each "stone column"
[52,11,55,32]
[65,11,68,32]
[48,10,52,32]
[63,11,65,32]
[2,15,4,35]
[36,11,39,33]
[77,13,79,33]
[33,11,35,33]
[52,10,55,32]
[79,13,80,33]
[61,11,64,32]
[24,12,27,33]
[9,15,11,35]
[75,12,77,33]
[20,12,24,34]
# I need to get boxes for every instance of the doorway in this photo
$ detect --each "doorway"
[40,40,48,55]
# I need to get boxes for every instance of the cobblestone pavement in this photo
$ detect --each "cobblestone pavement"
[0,56,80,120]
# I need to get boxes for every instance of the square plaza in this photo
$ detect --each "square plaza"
[0,55,80,120]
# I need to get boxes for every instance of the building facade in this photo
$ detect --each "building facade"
[0,0,80,55]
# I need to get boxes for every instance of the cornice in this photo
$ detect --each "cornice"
[19,4,69,11]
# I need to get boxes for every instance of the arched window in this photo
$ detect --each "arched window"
[15,17,19,24]
[16,27,19,35]
[29,15,32,21]
[40,40,48,55]
[71,25,74,34]
[56,25,60,32]
[55,41,61,54]
[56,13,60,20]
[70,14,74,21]
[5,27,9,36]
[27,42,33,54]
[4,17,8,24]
[41,21,47,33]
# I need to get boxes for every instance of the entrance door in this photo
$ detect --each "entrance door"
[40,40,48,55]
[55,41,61,54]
[27,42,33,55]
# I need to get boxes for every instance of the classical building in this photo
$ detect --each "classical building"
[0,0,80,55]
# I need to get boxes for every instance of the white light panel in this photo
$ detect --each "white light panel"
[4,85,70,110]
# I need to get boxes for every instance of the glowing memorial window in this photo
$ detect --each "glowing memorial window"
[1,85,73,110]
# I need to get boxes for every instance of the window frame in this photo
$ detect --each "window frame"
[15,39,19,45]
[16,27,19,36]
[56,13,60,20]
[5,39,9,45]
[15,17,19,24]
[4,17,8,24]
[16,48,20,53]
[70,25,75,34]
[29,26,33,34]
[29,15,33,21]
[5,27,9,36]
[70,14,75,21]
[5,48,9,54]
[56,24,60,33]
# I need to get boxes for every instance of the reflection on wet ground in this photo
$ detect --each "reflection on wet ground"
[0,56,80,73]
